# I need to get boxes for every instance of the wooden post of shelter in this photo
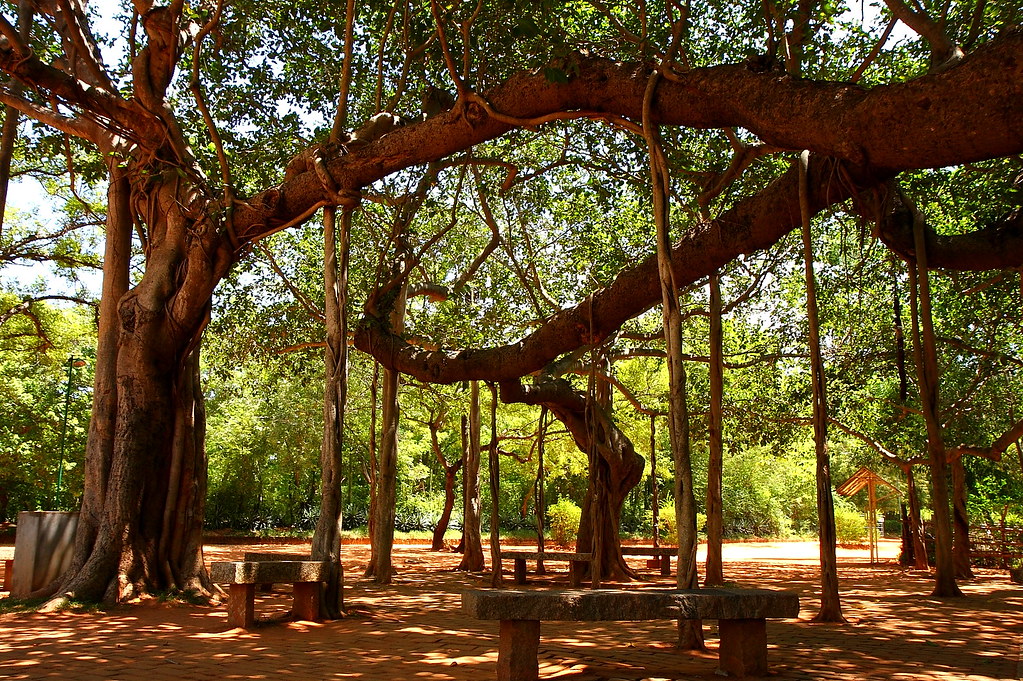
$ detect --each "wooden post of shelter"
[836,467,900,564]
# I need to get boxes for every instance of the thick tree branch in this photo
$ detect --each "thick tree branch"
[947,418,1023,461]
[355,155,872,383]
[877,195,1023,270]
[232,32,1023,245]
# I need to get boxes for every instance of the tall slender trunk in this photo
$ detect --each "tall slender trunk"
[366,365,379,541]
[535,407,547,571]
[705,273,725,587]
[311,206,350,617]
[905,466,929,569]
[907,201,962,597]
[366,338,402,582]
[458,382,485,571]
[950,455,973,579]
[487,383,503,586]
[312,0,356,612]
[644,56,703,650]
[800,151,844,622]
[429,419,462,551]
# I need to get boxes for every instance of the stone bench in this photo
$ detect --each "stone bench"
[620,546,677,576]
[1,558,12,590]
[499,551,592,587]
[462,587,799,679]
[210,560,328,628]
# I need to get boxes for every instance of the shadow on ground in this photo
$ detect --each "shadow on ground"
[0,542,1019,680]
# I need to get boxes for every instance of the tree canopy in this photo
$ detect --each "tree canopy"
[1,0,1022,604]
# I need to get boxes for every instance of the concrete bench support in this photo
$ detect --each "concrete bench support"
[499,551,592,587]
[499,619,540,681]
[719,618,768,677]
[463,587,799,679]
[2,558,12,590]
[210,560,328,628]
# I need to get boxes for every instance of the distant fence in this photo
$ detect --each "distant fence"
[969,525,1023,567]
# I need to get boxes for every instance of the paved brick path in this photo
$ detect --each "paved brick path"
[0,541,1019,680]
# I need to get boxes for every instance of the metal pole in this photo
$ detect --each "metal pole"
[55,356,84,509]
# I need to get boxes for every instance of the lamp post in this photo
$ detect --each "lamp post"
[55,356,87,510]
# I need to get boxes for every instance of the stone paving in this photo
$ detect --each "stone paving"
[0,540,1019,680]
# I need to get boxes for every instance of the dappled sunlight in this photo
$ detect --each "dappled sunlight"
[0,540,1018,680]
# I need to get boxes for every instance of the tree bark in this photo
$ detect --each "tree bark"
[905,466,930,569]
[311,206,350,617]
[705,273,725,587]
[950,455,973,579]
[0,1,32,239]
[535,407,547,571]
[458,382,485,571]
[800,151,844,623]
[487,383,503,587]
[907,202,962,597]
[429,418,462,551]
[365,288,404,582]
[500,378,643,581]
[42,155,218,605]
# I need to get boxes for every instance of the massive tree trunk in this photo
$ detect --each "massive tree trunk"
[500,378,644,582]
[39,146,224,605]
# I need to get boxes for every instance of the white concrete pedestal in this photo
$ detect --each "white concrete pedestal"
[10,511,79,598]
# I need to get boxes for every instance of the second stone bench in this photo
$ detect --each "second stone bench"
[210,560,328,628]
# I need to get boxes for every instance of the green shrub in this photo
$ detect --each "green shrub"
[645,501,706,545]
[833,504,867,544]
[547,498,582,546]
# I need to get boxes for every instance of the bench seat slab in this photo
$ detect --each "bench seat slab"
[463,588,799,621]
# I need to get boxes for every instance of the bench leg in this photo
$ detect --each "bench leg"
[660,555,671,577]
[227,583,256,628]
[292,582,321,621]
[569,560,585,588]
[2,559,12,590]
[498,619,540,681]
[718,618,768,677]
[514,558,527,585]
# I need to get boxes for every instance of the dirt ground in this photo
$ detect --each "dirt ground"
[0,539,1019,680]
